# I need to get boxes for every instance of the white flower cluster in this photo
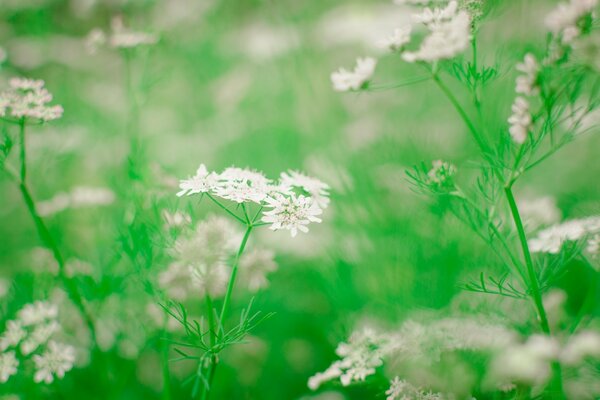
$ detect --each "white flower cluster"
[546,0,598,44]
[401,1,471,63]
[331,57,377,92]
[159,216,278,300]
[37,186,116,217]
[308,328,390,390]
[427,159,457,187]
[508,53,540,144]
[86,16,158,53]
[528,215,600,254]
[0,301,75,384]
[490,331,600,388]
[177,164,329,237]
[0,78,63,122]
[386,377,445,400]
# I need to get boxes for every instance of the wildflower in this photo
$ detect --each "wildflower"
[0,78,63,122]
[20,321,60,355]
[0,321,26,351]
[427,160,457,187]
[528,215,600,253]
[213,167,271,204]
[17,302,58,326]
[546,0,597,43]
[561,331,600,365]
[515,54,540,96]
[508,96,532,144]
[262,194,323,237]
[331,57,377,92]
[32,341,76,384]
[385,377,445,400]
[518,196,562,232]
[378,27,412,52]
[176,163,220,197]
[0,351,18,383]
[280,170,330,209]
[402,1,471,63]
[238,248,278,292]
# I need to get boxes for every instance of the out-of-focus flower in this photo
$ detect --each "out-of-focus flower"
[0,352,18,383]
[32,341,75,384]
[0,78,63,122]
[86,16,158,53]
[238,248,278,292]
[427,160,457,188]
[331,57,377,92]
[37,186,115,217]
[508,97,532,144]
[280,170,330,209]
[518,196,562,232]
[378,27,412,51]
[561,331,600,365]
[385,377,445,400]
[516,53,540,96]
[546,0,597,43]
[529,215,600,253]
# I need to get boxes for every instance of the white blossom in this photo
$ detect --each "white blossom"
[20,321,60,356]
[32,341,76,384]
[508,96,532,144]
[17,301,58,326]
[238,248,278,292]
[280,170,330,209]
[331,57,377,92]
[561,331,600,365]
[0,78,63,122]
[0,351,18,383]
[177,163,220,197]
[402,1,471,63]
[546,0,597,43]
[529,215,600,253]
[515,53,540,96]
[262,194,323,237]
[0,321,26,351]
[378,27,412,51]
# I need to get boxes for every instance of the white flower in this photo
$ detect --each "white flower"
[108,16,158,49]
[529,215,600,253]
[213,167,272,204]
[546,0,597,43]
[239,248,278,292]
[331,57,377,92]
[378,27,412,51]
[402,2,471,63]
[508,96,532,144]
[20,321,60,356]
[32,341,76,384]
[17,301,58,326]
[561,331,600,365]
[0,321,26,351]
[177,163,220,197]
[427,160,456,186]
[0,351,18,383]
[515,53,540,96]
[262,194,323,237]
[280,170,330,209]
[0,78,63,122]
[385,377,443,400]
[162,210,192,228]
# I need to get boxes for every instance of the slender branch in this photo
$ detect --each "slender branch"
[205,194,246,224]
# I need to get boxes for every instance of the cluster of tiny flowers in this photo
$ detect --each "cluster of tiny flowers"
[378,27,412,52]
[546,0,597,44]
[508,53,540,144]
[308,328,391,390]
[528,215,600,254]
[331,57,377,92]
[0,301,75,384]
[385,377,445,400]
[159,216,278,300]
[177,164,329,237]
[0,78,63,122]
[86,16,158,53]
[401,1,471,63]
[426,160,457,189]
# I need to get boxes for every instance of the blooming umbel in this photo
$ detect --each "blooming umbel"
[32,341,76,384]
[0,78,63,122]
[176,164,329,237]
[402,1,471,63]
[331,57,377,92]
[0,301,76,384]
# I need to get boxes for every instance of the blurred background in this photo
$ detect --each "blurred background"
[0,0,599,399]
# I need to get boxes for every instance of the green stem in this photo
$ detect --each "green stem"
[206,194,246,224]
[16,122,96,345]
[161,327,172,400]
[504,186,565,399]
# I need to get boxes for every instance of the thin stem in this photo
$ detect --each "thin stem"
[205,194,246,224]
[366,76,430,91]
[161,322,172,400]
[19,118,26,182]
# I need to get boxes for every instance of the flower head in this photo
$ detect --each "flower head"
[0,78,63,122]
[0,351,18,383]
[262,194,323,237]
[177,163,220,197]
[331,57,377,92]
[32,341,76,384]
[508,96,532,144]
[378,27,412,52]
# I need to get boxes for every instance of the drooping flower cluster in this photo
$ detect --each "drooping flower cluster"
[176,164,329,237]
[86,16,158,53]
[159,215,278,300]
[0,78,63,122]
[331,57,377,92]
[308,327,391,390]
[401,1,471,63]
[508,53,540,144]
[0,301,75,384]
[528,215,600,254]
[546,0,598,44]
